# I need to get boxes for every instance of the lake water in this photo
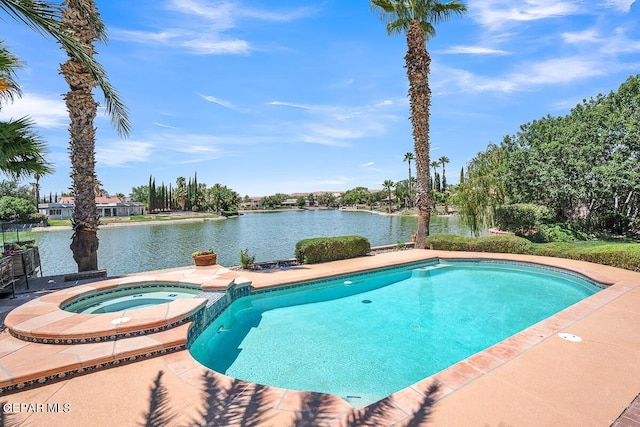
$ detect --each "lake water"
[17,210,473,277]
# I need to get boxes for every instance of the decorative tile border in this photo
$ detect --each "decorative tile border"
[186,281,252,347]
[9,317,194,344]
[0,344,186,395]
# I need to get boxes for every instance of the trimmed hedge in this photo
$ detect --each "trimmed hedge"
[571,244,640,272]
[494,203,551,235]
[295,235,371,264]
[426,233,534,254]
[425,233,640,272]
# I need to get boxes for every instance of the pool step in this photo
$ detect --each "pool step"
[0,322,191,394]
[411,263,451,278]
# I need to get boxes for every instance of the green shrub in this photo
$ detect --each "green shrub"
[425,233,471,251]
[295,235,371,264]
[494,203,552,235]
[469,235,535,254]
[575,245,640,272]
[533,242,580,258]
[426,234,534,254]
[0,196,37,221]
[239,248,255,269]
[426,233,640,271]
[529,223,589,243]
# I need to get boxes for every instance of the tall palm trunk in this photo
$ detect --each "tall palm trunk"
[61,0,100,271]
[405,20,432,248]
[407,160,412,207]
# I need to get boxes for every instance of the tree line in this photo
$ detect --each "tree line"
[132,174,241,214]
[457,74,640,238]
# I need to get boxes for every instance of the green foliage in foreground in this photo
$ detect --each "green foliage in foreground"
[494,203,552,235]
[425,234,640,272]
[0,196,38,221]
[239,248,255,269]
[295,235,371,264]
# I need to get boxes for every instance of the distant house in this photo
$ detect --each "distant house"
[240,197,262,209]
[38,196,146,219]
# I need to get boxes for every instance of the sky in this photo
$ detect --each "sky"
[0,0,639,198]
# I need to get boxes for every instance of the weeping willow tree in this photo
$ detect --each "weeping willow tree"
[457,143,507,236]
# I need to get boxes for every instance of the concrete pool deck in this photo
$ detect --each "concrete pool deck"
[0,249,638,426]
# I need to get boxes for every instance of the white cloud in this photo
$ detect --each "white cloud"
[562,29,602,44]
[111,29,250,55]
[153,122,177,129]
[600,0,636,12]
[601,27,640,54]
[239,6,317,22]
[375,100,394,107]
[182,37,250,55]
[470,0,583,30]
[200,94,239,110]
[110,0,313,56]
[434,55,608,94]
[268,98,404,146]
[169,0,315,24]
[269,101,316,110]
[0,93,67,128]
[298,135,350,147]
[433,67,517,93]
[441,45,509,55]
[361,161,382,172]
[97,141,154,167]
[517,57,607,84]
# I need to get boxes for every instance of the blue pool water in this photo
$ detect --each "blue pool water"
[189,261,601,405]
[63,283,201,314]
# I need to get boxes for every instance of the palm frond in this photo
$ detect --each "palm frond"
[0,42,23,104]
[0,116,54,178]
[370,0,468,40]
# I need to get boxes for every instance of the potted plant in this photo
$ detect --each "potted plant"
[192,249,217,266]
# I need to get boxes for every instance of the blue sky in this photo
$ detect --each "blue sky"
[1,0,639,198]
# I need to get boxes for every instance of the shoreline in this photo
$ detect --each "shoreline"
[30,215,227,232]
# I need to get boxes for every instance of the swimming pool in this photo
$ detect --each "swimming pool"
[62,283,202,314]
[189,260,601,406]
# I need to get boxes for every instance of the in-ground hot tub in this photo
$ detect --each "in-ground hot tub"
[62,282,202,314]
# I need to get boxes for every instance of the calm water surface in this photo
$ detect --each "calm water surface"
[21,210,473,276]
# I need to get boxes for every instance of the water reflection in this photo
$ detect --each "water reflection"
[23,211,472,276]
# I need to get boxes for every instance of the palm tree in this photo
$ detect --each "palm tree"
[382,179,395,213]
[430,161,439,190]
[371,0,467,249]
[403,152,415,207]
[175,176,187,210]
[60,0,130,272]
[0,117,53,178]
[438,155,450,190]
